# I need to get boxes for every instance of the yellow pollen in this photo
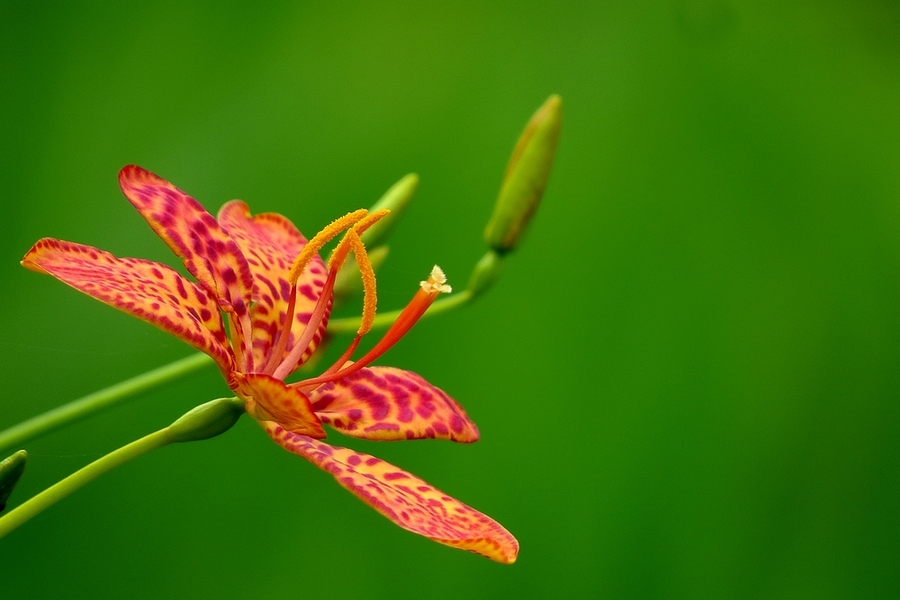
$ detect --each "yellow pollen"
[347,230,378,335]
[420,265,452,294]
[325,208,391,269]
[288,209,368,284]
[355,208,391,234]
[326,209,390,271]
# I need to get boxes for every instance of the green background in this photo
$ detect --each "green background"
[2,1,900,598]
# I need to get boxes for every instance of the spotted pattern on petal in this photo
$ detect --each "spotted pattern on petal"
[235,372,325,438]
[265,426,518,564]
[308,367,479,442]
[118,166,253,321]
[22,238,233,372]
[218,201,329,370]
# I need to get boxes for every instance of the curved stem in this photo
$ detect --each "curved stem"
[0,353,214,452]
[0,428,172,539]
[0,292,470,452]
[326,290,472,335]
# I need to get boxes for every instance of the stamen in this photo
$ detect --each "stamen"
[225,307,254,373]
[344,230,378,335]
[266,210,365,376]
[324,209,389,335]
[326,209,391,271]
[260,284,298,374]
[288,209,368,285]
[294,265,452,390]
[270,209,391,379]
[270,268,338,380]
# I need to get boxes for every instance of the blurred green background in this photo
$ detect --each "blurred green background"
[2,1,900,598]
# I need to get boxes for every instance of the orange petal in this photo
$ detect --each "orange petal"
[218,201,330,371]
[265,426,518,563]
[308,367,479,442]
[22,238,234,373]
[118,166,253,321]
[235,373,325,439]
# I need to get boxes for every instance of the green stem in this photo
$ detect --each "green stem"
[0,292,472,452]
[327,290,473,334]
[0,428,172,539]
[0,353,213,452]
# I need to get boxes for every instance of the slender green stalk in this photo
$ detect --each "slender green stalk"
[0,292,471,452]
[327,290,473,334]
[0,353,213,452]
[0,428,172,539]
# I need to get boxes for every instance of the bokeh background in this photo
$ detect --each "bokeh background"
[2,1,900,598]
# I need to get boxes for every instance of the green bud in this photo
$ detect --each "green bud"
[467,250,505,300]
[333,244,390,305]
[167,397,245,443]
[361,173,419,247]
[484,94,562,253]
[0,450,27,512]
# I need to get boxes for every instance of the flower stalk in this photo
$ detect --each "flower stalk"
[0,398,244,539]
[0,353,214,453]
[5,95,562,563]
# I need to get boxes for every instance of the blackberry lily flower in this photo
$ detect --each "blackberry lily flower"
[21,165,518,563]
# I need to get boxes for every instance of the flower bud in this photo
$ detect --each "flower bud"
[361,173,419,247]
[0,450,27,512]
[484,94,562,253]
[168,397,245,443]
[467,250,505,299]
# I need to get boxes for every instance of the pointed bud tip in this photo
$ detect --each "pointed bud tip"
[485,94,562,253]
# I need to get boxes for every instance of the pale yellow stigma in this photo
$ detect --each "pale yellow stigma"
[420,265,452,294]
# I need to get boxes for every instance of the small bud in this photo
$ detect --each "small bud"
[0,450,27,512]
[484,95,562,253]
[333,245,390,305]
[168,397,245,443]
[361,173,419,247]
[467,250,505,299]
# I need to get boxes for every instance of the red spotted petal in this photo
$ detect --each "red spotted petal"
[118,166,253,321]
[265,426,518,563]
[22,238,234,372]
[218,201,330,371]
[236,373,325,439]
[307,367,479,442]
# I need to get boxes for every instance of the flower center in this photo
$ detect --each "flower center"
[263,209,388,379]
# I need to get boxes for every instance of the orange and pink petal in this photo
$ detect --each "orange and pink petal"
[118,166,254,322]
[22,238,234,372]
[235,373,326,439]
[266,427,518,563]
[218,201,329,372]
[307,367,479,442]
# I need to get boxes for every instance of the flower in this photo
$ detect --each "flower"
[22,165,518,563]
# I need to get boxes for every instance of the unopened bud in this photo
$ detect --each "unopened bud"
[168,397,245,443]
[361,173,419,247]
[0,450,27,512]
[484,94,562,253]
[467,250,505,299]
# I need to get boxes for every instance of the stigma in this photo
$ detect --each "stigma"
[420,265,452,294]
